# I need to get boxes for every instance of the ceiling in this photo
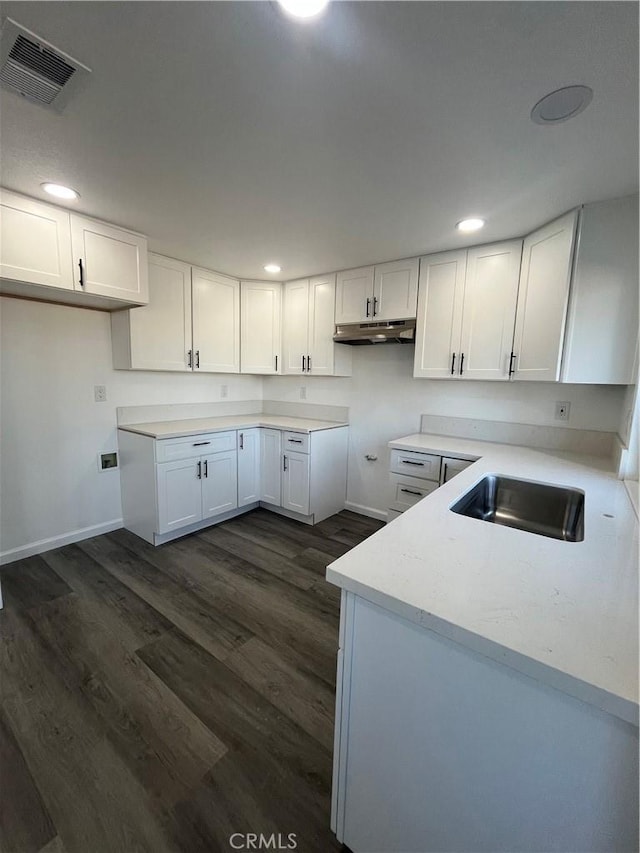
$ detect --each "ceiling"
[0,1,637,280]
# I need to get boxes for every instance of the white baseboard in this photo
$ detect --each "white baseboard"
[344,501,387,522]
[0,519,123,566]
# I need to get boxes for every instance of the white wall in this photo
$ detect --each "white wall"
[264,345,627,516]
[0,300,627,557]
[0,297,261,558]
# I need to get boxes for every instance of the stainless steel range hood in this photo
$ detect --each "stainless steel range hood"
[333,319,416,346]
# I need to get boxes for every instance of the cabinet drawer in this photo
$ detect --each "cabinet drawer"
[155,431,237,463]
[390,449,440,481]
[389,473,438,512]
[282,431,310,454]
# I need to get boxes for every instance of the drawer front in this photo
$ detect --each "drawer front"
[390,449,440,481]
[282,431,310,454]
[156,431,237,463]
[389,473,438,512]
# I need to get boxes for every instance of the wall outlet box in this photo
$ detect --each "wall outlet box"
[98,452,118,472]
[300,386,307,400]
[555,401,571,421]
[220,385,229,399]
[94,385,107,402]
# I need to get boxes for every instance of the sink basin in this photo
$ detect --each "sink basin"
[450,474,584,542]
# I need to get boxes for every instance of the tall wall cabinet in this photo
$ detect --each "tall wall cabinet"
[283,274,352,376]
[112,253,240,373]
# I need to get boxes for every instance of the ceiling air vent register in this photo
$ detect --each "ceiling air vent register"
[0,18,91,110]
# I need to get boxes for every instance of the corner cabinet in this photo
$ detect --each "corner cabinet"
[283,275,352,376]
[414,241,522,380]
[0,188,149,309]
[335,258,418,323]
[240,281,281,374]
[511,210,578,382]
[118,424,349,545]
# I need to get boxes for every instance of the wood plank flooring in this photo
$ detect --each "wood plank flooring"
[0,508,383,853]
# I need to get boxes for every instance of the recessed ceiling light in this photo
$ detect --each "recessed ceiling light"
[41,183,80,200]
[278,0,329,19]
[456,218,485,233]
[531,85,593,125]
[264,263,282,274]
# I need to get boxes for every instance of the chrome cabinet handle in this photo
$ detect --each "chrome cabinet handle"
[239,432,244,450]
[450,353,456,375]
[401,460,425,466]
[203,459,208,478]
[78,258,85,287]
[400,488,422,496]
[195,350,200,369]
[283,454,288,471]
[196,461,202,479]
[193,441,210,446]
[188,349,193,368]
[459,353,464,375]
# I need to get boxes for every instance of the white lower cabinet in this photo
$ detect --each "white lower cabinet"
[119,424,348,545]
[260,428,282,505]
[282,451,311,515]
[238,428,261,507]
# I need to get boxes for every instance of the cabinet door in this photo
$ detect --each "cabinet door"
[237,428,260,507]
[414,251,466,378]
[512,210,578,382]
[260,428,282,506]
[240,281,281,374]
[373,258,419,321]
[335,266,375,324]
[282,450,310,516]
[157,458,203,534]
[201,451,238,519]
[70,214,148,303]
[308,274,337,375]
[0,190,73,290]
[283,278,310,374]
[192,267,240,373]
[562,196,639,384]
[458,241,522,381]
[127,254,192,371]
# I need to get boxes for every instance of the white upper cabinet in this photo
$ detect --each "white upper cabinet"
[192,267,240,373]
[112,254,192,371]
[70,214,148,304]
[373,258,419,321]
[283,274,351,376]
[0,190,74,290]
[335,266,375,323]
[240,281,281,374]
[414,250,466,378]
[458,241,522,381]
[561,195,639,385]
[414,242,522,380]
[335,260,418,323]
[511,210,578,382]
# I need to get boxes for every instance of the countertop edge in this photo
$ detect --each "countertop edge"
[326,567,639,727]
[118,419,349,439]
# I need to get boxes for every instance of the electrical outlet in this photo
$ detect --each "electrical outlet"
[300,386,307,400]
[94,385,107,402]
[220,385,228,399]
[555,401,571,421]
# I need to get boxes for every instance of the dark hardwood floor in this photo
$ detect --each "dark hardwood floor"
[0,508,383,853]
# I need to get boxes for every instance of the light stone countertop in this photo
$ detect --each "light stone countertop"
[118,414,348,439]
[326,433,639,726]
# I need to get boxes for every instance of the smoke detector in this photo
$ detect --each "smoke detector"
[0,18,91,111]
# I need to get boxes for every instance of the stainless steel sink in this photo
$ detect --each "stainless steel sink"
[450,474,584,542]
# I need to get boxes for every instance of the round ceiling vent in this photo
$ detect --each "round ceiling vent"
[531,85,593,125]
